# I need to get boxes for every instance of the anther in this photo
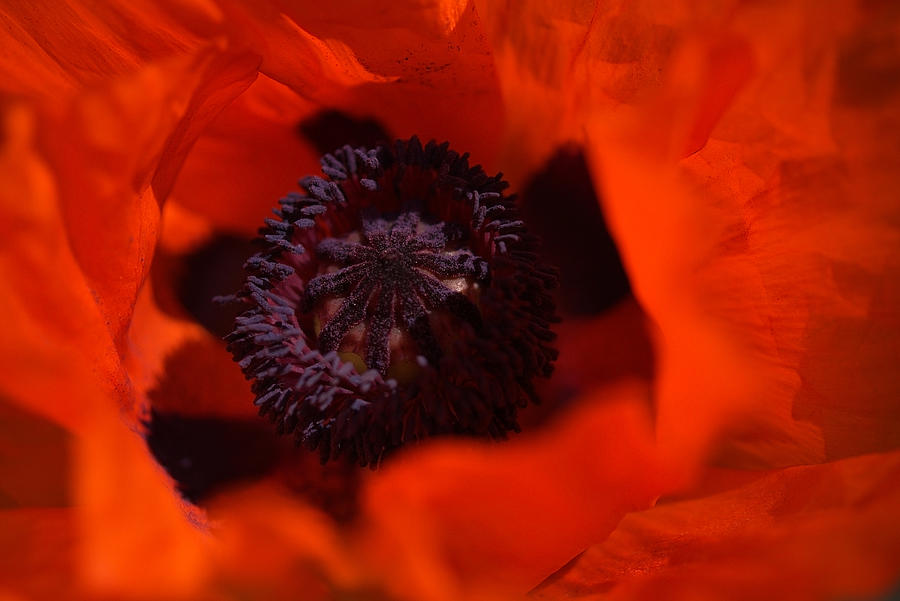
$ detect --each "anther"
[225,137,558,467]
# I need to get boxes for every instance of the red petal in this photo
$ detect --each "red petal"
[0,400,70,509]
[0,508,78,600]
[209,484,365,600]
[45,48,259,347]
[0,1,225,102]
[216,0,504,167]
[0,102,125,430]
[535,450,900,601]
[74,397,211,598]
[127,276,259,420]
[587,1,900,468]
[359,386,669,597]
[172,73,320,236]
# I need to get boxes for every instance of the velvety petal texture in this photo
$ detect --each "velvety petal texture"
[534,450,900,601]
[358,387,667,598]
[217,0,504,165]
[0,100,210,599]
[1,1,899,600]
[584,0,900,469]
[0,1,225,102]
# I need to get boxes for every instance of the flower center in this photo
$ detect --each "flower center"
[305,208,485,379]
[225,137,559,466]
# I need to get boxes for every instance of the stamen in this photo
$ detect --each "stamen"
[225,136,559,467]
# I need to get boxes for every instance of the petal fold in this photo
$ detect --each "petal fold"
[359,385,668,598]
[217,0,504,167]
[46,46,259,348]
[534,450,900,601]
[586,0,900,467]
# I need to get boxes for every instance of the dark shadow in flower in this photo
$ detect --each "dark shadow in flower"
[517,147,654,427]
[145,339,362,516]
[153,235,257,338]
[145,410,281,504]
[145,339,281,503]
[298,110,392,154]
[519,145,631,316]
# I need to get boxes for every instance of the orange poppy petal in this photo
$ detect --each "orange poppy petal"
[0,508,78,600]
[359,384,669,599]
[0,0,261,352]
[0,1,225,103]
[0,46,258,428]
[471,0,596,180]
[587,1,900,468]
[209,484,365,601]
[534,450,900,601]
[475,0,734,183]
[217,0,398,93]
[786,4,900,462]
[125,198,269,421]
[0,102,125,431]
[0,102,209,599]
[171,73,320,237]
[128,275,259,420]
[472,0,763,469]
[0,400,70,509]
[44,46,259,349]
[73,396,212,599]
[216,0,504,167]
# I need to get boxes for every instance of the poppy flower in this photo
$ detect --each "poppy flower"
[1,1,899,601]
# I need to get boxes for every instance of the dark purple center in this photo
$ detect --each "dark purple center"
[224,136,559,466]
[303,208,486,375]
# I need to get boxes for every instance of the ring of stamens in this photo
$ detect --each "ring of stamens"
[224,136,558,467]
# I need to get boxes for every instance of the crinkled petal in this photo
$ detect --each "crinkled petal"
[472,0,596,181]
[534,450,900,601]
[216,0,504,166]
[45,47,259,348]
[217,0,399,92]
[0,104,210,600]
[0,48,259,426]
[0,102,124,431]
[587,1,900,467]
[1,0,260,350]
[473,0,735,183]
[359,385,669,598]
[125,199,263,420]
[0,0,225,103]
